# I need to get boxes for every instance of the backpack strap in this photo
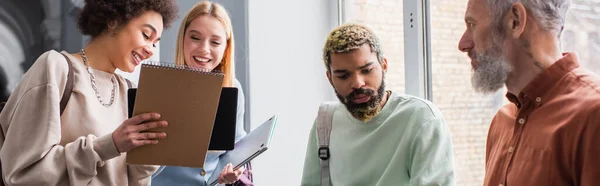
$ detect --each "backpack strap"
[125,78,134,89]
[316,103,336,186]
[59,53,74,116]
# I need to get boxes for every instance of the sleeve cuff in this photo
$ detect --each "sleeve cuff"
[93,133,121,161]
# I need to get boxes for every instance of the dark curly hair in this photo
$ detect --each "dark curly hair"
[77,0,178,38]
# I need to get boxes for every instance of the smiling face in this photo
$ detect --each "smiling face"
[182,15,228,70]
[327,43,388,121]
[108,10,163,72]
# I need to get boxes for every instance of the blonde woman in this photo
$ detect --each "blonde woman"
[151,1,252,186]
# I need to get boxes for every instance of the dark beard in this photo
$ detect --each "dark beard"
[335,79,386,122]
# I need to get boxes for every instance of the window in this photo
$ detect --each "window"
[429,0,502,185]
[562,1,600,74]
[343,0,405,93]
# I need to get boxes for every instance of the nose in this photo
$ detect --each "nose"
[458,30,474,53]
[350,74,366,90]
[142,45,154,59]
[198,41,210,54]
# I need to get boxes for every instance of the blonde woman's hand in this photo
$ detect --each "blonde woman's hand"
[218,163,245,184]
[112,113,168,153]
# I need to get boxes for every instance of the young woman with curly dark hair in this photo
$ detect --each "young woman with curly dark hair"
[0,0,178,185]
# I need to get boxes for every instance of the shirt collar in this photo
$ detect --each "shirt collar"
[506,52,580,107]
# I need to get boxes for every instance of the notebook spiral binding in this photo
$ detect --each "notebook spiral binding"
[142,61,224,76]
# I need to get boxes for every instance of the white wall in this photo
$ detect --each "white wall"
[247,0,338,185]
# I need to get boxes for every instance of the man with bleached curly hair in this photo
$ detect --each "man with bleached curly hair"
[300,23,456,186]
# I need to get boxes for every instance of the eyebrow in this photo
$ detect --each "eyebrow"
[143,24,161,41]
[359,62,374,69]
[188,30,224,40]
[333,62,374,74]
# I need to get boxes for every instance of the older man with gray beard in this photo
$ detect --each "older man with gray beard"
[459,0,600,186]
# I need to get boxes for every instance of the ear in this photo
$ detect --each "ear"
[108,20,118,30]
[326,70,334,87]
[107,20,119,36]
[381,57,388,73]
[507,2,528,39]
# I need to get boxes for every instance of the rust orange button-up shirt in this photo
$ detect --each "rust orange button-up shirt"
[484,53,600,186]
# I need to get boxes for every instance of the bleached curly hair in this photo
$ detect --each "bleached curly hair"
[323,23,383,72]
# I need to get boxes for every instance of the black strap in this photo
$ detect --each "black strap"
[59,53,74,116]
[125,79,133,89]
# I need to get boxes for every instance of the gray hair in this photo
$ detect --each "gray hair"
[485,0,571,37]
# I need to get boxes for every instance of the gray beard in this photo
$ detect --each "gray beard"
[470,32,513,94]
[471,53,512,94]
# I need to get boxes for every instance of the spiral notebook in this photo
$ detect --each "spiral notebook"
[126,62,224,168]
[127,87,238,150]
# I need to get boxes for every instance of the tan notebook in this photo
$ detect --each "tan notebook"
[126,62,223,168]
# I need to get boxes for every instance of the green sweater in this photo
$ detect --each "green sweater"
[301,92,455,186]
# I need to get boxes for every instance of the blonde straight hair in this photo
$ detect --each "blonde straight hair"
[175,1,235,87]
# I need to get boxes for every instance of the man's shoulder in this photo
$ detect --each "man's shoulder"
[387,93,444,120]
[568,69,600,100]
[315,101,345,112]
[486,104,519,140]
[495,103,517,117]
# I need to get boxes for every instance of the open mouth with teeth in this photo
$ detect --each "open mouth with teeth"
[193,56,211,63]
[132,52,143,66]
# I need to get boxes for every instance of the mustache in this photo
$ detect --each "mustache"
[346,88,376,101]
[468,51,477,60]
